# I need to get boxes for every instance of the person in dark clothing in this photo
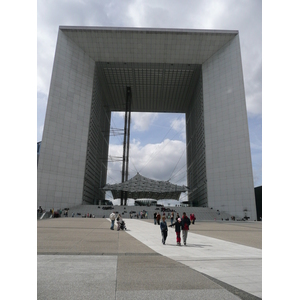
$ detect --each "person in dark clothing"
[181,212,191,245]
[169,217,182,245]
[190,213,196,224]
[160,216,168,245]
[170,212,174,225]
[154,212,157,225]
[156,212,161,225]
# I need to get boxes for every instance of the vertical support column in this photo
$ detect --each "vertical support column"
[121,87,132,205]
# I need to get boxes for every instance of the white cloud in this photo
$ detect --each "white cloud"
[38,125,44,142]
[107,138,186,186]
[171,117,186,140]
[132,112,158,131]
[246,94,262,116]
[244,61,262,115]
[250,141,262,151]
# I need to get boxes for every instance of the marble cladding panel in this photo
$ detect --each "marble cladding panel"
[202,35,256,219]
[37,31,96,210]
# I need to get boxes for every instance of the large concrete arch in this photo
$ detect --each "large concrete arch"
[37,27,256,220]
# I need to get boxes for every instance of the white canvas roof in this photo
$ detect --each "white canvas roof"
[103,173,187,200]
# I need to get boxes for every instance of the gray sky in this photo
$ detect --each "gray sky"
[36,0,262,203]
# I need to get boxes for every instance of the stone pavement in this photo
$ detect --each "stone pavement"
[37,218,262,299]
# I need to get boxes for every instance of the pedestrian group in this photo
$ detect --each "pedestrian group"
[156,211,192,246]
[110,209,195,246]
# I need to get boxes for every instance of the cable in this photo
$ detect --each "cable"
[168,146,186,181]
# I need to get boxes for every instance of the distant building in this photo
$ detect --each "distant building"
[37,27,256,220]
[254,186,262,221]
[37,141,41,166]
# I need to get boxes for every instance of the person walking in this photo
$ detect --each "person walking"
[154,212,157,225]
[109,212,116,230]
[170,212,174,225]
[169,217,182,245]
[181,212,191,245]
[156,212,161,225]
[160,216,168,245]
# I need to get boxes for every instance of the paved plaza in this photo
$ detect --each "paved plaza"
[37,218,262,299]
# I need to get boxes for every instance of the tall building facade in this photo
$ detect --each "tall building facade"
[37,27,256,219]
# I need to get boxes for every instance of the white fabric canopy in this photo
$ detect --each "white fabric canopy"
[102,173,187,200]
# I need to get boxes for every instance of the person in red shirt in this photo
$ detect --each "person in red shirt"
[181,212,191,245]
[190,213,196,224]
[169,217,182,246]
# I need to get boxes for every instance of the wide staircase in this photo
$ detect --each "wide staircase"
[39,204,238,221]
